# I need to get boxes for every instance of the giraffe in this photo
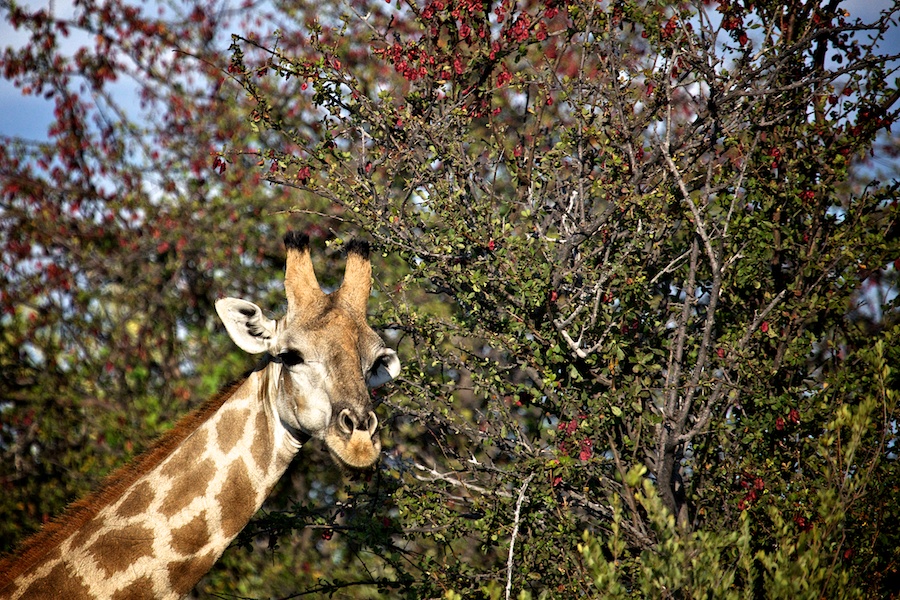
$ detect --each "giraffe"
[0,231,401,599]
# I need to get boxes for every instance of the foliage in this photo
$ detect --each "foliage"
[580,340,895,600]
[2,0,899,597]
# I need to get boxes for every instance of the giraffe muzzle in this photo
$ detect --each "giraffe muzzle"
[325,408,381,469]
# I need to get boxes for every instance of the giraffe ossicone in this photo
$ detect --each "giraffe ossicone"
[0,232,400,599]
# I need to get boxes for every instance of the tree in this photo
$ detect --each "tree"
[2,0,899,598]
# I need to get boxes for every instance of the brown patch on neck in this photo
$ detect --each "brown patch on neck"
[111,575,156,600]
[15,561,91,598]
[0,380,245,588]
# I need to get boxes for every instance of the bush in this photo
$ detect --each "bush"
[2,0,898,596]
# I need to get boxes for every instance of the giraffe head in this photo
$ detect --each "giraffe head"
[214,232,400,469]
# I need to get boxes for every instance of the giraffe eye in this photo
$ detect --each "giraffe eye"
[279,349,305,366]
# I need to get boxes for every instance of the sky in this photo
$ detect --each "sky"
[0,0,897,141]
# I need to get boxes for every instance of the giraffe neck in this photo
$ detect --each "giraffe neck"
[1,364,303,600]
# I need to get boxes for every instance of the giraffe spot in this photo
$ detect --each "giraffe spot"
[160,429,209,480]
[216,407,250,455]
[69,515,106,550]
[170,511,210,556]
[167,550,218,596]
[111,576,156,600]
[251,408,273,472]
[89,525,155,578]
[20,562,90,598]
[215,459,257,540]
[116,480,154,519]
[160,458,215,518]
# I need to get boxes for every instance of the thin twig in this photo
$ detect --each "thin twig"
[412,462,510,498]
[505,473,535,600]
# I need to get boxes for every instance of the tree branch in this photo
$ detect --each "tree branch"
[505,473,534,600]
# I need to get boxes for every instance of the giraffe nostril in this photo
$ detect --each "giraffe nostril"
[366,411,378,436]
[339,409,354,435]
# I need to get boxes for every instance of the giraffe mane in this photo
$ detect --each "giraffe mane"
[0,379,244,587]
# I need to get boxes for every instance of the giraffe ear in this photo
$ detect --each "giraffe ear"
[367,348,401,388]
[216,298,277,355]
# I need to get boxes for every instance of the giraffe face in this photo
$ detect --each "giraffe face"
[215,234,400,469]
[273,304,400,468]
